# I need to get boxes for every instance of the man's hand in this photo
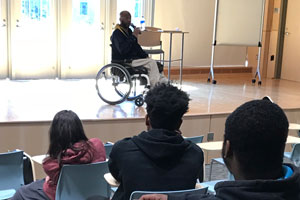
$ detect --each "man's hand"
[133,27,142,37]
[139,194,168,200]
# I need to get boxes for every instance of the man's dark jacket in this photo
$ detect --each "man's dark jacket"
[111,26,148,61]
[108,129,204,200]
[169,164,300,200]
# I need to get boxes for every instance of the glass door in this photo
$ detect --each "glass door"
[0,0,7,78]
[10,0,57,79]
[116,0,144,26]
[107,0,145,64]
[281,0,300,82]
[60,0,105,79]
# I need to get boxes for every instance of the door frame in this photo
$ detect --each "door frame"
[274,0,288,79]
[0,0,8,78]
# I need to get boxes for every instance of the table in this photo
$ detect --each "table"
[32,154,48,165]
[198,135,300,151]
[289,123,300,130]
[104,172,203,189]
[104,173,120,187]
[161,30,189,85]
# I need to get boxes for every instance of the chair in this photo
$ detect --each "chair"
[138,27,165,66]
[104,143,114,159]
[0,151,24,199]
[284,143,300,167]
[209,158,225,181]
[55,161,111,200]
[200,180,225,194]
[185,136,204,144]
[129,188,208,200]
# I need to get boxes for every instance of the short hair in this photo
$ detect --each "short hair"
[145,83,190,130]
[120,11,131,17]
[225,100,289,175]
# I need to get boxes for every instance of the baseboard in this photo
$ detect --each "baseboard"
[164,65,253,75]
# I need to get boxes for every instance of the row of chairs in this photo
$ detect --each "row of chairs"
[0,137,204,200]
[2,135,299,199]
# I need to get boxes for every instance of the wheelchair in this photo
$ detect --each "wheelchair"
[95,60,150,107]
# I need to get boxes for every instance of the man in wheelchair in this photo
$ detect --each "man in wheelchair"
[111,11,168,87]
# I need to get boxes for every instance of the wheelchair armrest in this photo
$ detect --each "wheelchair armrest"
[111,59,133,64]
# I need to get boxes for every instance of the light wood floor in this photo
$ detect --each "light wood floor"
[0,73,300,123]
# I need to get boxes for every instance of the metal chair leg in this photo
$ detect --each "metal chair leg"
[209,160,214,181]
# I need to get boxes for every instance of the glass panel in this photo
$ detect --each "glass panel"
[60,0,104,78]
[11,0,56,79]
[116,0,144,26]
[0,0,7,78]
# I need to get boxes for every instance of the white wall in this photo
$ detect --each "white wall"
[154,0,247,67]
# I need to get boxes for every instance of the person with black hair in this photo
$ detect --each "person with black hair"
[139,100,300,200]
[108,83,204,200]
[12,110,106,200]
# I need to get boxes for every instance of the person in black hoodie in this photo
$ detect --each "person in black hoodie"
[108,83,204,200]
[139,100,300,200]
[111,11,168,87]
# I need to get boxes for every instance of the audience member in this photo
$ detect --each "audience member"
[109,83,204,200]
[139,100,300,200]
[12,110,106,200]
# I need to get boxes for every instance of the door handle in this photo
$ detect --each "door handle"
[100,22,104,30]
[285,32,291,36]
[16,19,21,28]
[2,19,6,27]
[112,23,115,30]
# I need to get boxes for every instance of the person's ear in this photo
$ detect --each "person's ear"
[223,140,232,158]
[145,114,151,130]
[176,119,183,130]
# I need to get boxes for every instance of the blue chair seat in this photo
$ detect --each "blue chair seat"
[201,180,225,194]
[184,136,204,144]
[0,189,16,200]
[55,161,111,200]
[130,188,208,200]
[284,152,292,159]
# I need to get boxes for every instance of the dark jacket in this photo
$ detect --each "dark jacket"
[111,25,148,61]
[169,164,300,200]
[109,129,204,200]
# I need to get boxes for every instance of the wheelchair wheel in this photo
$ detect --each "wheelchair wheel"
[96,63,132,105]
[135,96,144,107]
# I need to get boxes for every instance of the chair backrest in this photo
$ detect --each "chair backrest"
[104,143,114,159]
[291,143,300,167]
[145,27,161,32]
[130,188,208,200]
[138,29,162,47]
[185,136,204,144]
[55,161,111,200]
[0,151,24,190]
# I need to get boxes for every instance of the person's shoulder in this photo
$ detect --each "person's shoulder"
[187,141,204,153]
[112,29,124,37]
[114,137,134,148]
[89,138,104,148]
[185,141,204,158]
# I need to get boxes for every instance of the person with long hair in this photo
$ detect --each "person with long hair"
[13,110,106,200]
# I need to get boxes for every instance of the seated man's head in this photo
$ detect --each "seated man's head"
[145,83,190,132]
[223,100,289,180]
[119,11,131,28]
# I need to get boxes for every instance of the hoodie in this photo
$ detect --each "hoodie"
[43,138,106,200]
[109,129,204,200]
[168,164,300,200]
